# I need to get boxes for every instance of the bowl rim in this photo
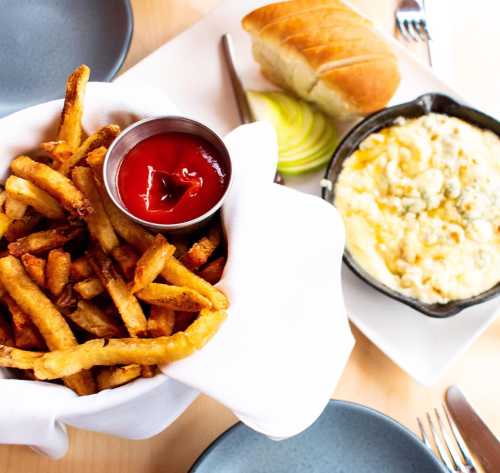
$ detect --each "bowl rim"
[103,115,233,231]
[321,92,500,318]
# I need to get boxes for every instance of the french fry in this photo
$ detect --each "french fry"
[0,345,43,370]
[55,285,76,309]
[198,256,226,284]
[2,294,44,350]
[21,254,46,287]
[137,283,212,312]
[0,311,13,346]
[5,196,27,219]
[10,156,93,216]
[73,278,104,299]
[70,256,93,281]
[46,249,71,297]
[40,140,73,164]
[66,300,125,338]
[0,191,7,210]
[88,247,147,337]
[86,145,107,177]
[8,225,83,257]
[148,306,175,337]
[58,64,89,150]
[5,175,64,219]
[72,166,119,252]
[97,364,142,390]
[28,309,227,379]
[111,245,138,280]
[181,225,222,270]
[0,256,95,394]
[59,124,120,175]
[0,213,13,240]
[130,234,175,293]
[141,365,157,378]
[5,212,41,242]
[161,258,229,310]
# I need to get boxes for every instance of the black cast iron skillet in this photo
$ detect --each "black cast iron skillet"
[321,93,500,318]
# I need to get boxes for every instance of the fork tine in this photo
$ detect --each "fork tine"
[426,412,455,471]
[396,18,413,42]
[419,20,432,40]
[417,417,433,449]
[434,408,464,472]
[443,404,478,470]
[405,19,422,41]
[413,20,428,42]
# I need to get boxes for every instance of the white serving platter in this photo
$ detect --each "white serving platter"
[117,0,500,385]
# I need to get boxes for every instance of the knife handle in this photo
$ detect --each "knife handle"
[446,386,500,473]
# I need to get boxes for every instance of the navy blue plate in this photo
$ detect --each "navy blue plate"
[0,0,133,117]
[190,400,447,473]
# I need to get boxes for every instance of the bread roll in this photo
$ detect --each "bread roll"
[242,0,400,119]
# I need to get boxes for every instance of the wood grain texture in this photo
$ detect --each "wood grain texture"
[0,1,497,472]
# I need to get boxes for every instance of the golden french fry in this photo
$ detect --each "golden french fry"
[40,140,73,164]
[5,212,41,242]
[21,254,46,287]
[0,345,43,370]
[0,311,14,346]
[0,256,95,394]
[97,364,142,390]
[58,64,90,150]
[2,294,45,350]
[73,277,104,299]
[6,175,65,219]
[4,196,27,219]
[148,306,175,337]
[8,225,83,257]
[131,234,175,293]
[47,249,71,297]
[66,300,125,338]
[70,256,93,281]
[55,285,76,308]
[72,166,119,253]
[11,156,93,216]
[88,247,147,337]
[59,125,120,175]
[0,213,13,240]
[161,258,229,310]
[30,309,226,379]
[141,365,157,378]
[198,256,226,284]
[86,145,106,177]
[111,245,138,280]
[181,225,222,271]
[137,283,212,312]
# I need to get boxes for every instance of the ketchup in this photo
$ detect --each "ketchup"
[117,132,228,224]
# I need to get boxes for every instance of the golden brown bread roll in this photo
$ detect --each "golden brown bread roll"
[242,0,400,119]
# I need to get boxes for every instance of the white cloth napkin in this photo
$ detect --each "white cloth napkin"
[0,82,354,457]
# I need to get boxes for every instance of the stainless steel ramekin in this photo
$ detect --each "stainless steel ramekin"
[103,116,232,234]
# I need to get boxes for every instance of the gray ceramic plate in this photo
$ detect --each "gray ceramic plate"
[0,0,133,118]
[190,400,447,473]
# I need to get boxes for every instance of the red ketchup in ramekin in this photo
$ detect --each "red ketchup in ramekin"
[117,132,229,225]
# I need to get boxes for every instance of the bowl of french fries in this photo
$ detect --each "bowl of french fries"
[0,65,229,396]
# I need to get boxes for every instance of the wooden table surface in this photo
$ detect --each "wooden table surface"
[1,1,499,471]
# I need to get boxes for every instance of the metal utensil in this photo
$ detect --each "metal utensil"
[417,405,478,472]
[395,0,432,66]
[220,33,284,184]
[446,385,500,473]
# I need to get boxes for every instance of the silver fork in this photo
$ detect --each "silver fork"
[395,0,432,66]
[417,406,478,472]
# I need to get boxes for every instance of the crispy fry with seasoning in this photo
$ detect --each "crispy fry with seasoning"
[88,247,147,337]
[46,249,71,297]
[58,64,90,150]
[8,225,83,257]
[21,254,46,287]
[97,364,142,390]
[72,166,119,252]
[0,345,43,370]
[28,309,226,379]
[40,140,73,164]
[6,175,64,219]
[137,283,212,312]
[0,256,95,394]
[73,277,104,299]
[130,234,175,293]
[2,294,44,350]
[70,256,93,281]
[111,245,138,280]
[198,256,226,284]
[181,225,222,270]
[11,156,93,216]
[148,306,175,337]
[66,300,125,338]
[4,196,27,219]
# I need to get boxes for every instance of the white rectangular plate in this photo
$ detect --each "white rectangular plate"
[117,0,500,385]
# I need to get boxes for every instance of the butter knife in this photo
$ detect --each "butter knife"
[446,385,500,473]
